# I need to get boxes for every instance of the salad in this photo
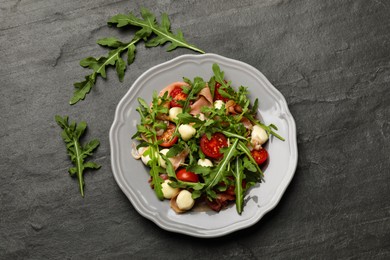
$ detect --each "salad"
[132,63,284,214]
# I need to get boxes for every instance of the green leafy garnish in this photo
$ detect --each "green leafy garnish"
[108,8,205,53]
[71,8,204,105]
[233,158,244,214]
[71,37,140,105]
[55,115,100,197]
[204,139,239,192]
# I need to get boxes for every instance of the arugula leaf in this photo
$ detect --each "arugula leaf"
[204,139,239,191]
[55,115,100,197]
[260,123,285,141]
[233,157,244,214]
[109,8,205,54]
[243,156,257,172]
[180,76,206,113]
[177,112,202,125]
[148,146,164,200]
[237,141,263,179]
[70,37,140,105]
[186,165,212,175]
[221,130,247,141]
[71,8,204,105]
[170,180,205,190]
[212,63,226,87]
[246,113,285,141]
[166,143,184,158]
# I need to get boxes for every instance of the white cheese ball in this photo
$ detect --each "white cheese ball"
[197,158,213,167]
[140,147,158,166]
[178,124,196,141]
[176,190,195,211]
[214,100,225,110]
[251,125,269,146]
[140,147,151,165]
[159,149,170,168]
[198,113,206,121]
[169,107,183,121]
[161,180,179,199]
[141,154,151,165]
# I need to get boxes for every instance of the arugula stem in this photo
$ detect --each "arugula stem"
[258,122,285,141]
[148,141,164,200]
[221,130,247,141]
[205,138,239,190]
[237,141,264,178]
[124,19,205,54]
[234,157,243,214]
[246,114,285,141]
[73,138,84,197]
[97,37,141,75]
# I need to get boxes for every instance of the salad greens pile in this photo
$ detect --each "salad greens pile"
[132,64,283,214]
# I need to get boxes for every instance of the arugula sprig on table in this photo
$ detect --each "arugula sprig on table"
[71,8,204,105]
[71,37,140,105]
[108,8,205,53]
[55,115,101,197]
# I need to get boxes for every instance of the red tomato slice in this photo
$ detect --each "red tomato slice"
[170,86,188,108]
[200,133,228,159]
[176,168,199,182]
[157,123,178,147]
[214,82,229,102]
[251,148,268,165]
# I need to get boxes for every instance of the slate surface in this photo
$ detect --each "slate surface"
[1,0,389,259]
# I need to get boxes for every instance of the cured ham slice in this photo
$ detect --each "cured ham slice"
[205,193,236,212]
[240,117,253,130]
[169,148,190,170]
[158,81,189,97]
[190,87,213,115]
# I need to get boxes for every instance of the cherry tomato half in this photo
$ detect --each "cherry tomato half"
[200,133,228,159]
[170,86,188,108]
[176,168,199,182]
[157,123,178,147]
[214,82,229,102]
[251,148,268,165]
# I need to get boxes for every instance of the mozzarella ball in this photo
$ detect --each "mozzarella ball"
[140,147,158,166]
[197,158,213,167]
[251,125,269,146]
[141,154,151,165]
[178,124,196,141]
[159,149,170,168]
[140,147,151,165]
[169,107,183,121]
[161,180,179,199]
[214,100,225,110]
[198,113,206,121]
[176,190,195,211]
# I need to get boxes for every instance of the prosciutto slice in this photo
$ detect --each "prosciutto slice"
[169,148,190,170]
[190,87,213,115]
[205,193,236,212]
[158,81,189,97]
[240,117,253,130]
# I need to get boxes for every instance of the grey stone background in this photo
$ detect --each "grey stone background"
[1,0,389,259]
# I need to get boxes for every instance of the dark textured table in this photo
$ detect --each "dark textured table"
[1,0,389,259]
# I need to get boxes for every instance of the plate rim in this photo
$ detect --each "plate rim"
[109,53,298,238]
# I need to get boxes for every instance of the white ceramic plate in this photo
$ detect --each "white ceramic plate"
[110,53,298,238]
